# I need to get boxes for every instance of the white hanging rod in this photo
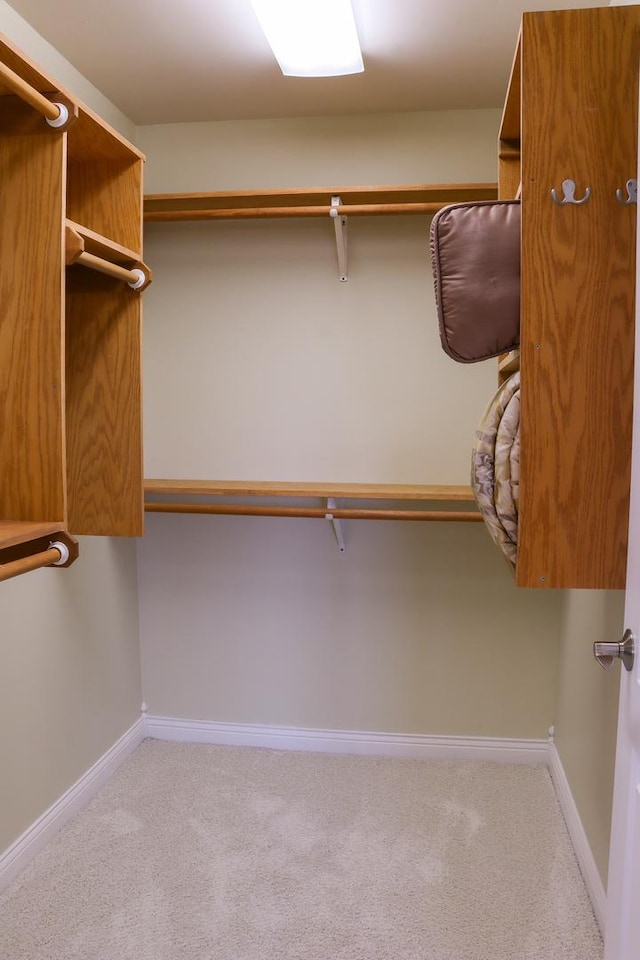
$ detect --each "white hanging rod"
[0,59,69,127]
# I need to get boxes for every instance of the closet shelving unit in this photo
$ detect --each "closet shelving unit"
[0,32,150,580]
[143,182,496,527]
[498,4,639,588]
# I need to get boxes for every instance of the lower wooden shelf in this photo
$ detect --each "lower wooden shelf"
[144,480,482,522]
[0,520,65,549]
[0,522,79,582]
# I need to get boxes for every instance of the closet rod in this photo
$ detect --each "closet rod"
[144,202,449,222]
[0,60,67,125]
[0,541,69,583]
[73,251,147,288]
[145,503,483,522]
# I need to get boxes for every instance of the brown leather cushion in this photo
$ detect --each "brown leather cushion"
[430,200,520,363]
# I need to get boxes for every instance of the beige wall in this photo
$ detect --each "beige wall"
[137,109,564,739]
[139,109,502,486]
[554,591,624,888]
[143,215,497,485]
[0,540,141,852]
[138,109,501,193]
[139,514,563,737]
[0,5,141,854]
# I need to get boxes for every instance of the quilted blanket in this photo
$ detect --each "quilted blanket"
[471,371,520,566]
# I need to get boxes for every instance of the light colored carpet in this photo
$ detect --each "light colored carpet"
[0,740,602,960]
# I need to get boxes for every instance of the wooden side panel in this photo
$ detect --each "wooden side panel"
[517,7,639,588]
[66,159,142,252]
[499,36,521,145]
[0,116,66,522]
[65,269,143,536]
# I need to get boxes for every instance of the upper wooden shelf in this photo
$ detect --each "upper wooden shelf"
[145,479,476,501]
[143,183,498,222]
[66,220,140,264]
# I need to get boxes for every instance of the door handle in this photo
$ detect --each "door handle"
[593,629,635,671]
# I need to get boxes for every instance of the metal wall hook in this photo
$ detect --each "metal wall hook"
[551,179,591,205]
[616,178,637,205]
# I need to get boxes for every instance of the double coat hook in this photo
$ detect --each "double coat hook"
[551,179,591,205]
[550,177,638,205]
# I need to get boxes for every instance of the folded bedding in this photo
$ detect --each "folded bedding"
[471,371,520,566]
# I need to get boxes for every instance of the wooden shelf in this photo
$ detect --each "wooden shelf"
[66,220,140,264]
[0,521,65,551]
[144,480,481,522]
[144,183,498,223]
[145,480,477,501]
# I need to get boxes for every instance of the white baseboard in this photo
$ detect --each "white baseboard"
[0,717,145,894]
[145,714,549,764]
[548,742,607,934]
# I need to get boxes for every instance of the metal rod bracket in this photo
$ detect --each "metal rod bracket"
[325,498,346,552]
[330,196,348,281]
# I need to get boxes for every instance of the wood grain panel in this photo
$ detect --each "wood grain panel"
[67,159,142,252]
[144,480,477,501]
[0,129,66,522]
[500,37,521,144]
[65,269,143,536]
[67,108,144,163]
[517,6,639,588]
[144,502,481,521]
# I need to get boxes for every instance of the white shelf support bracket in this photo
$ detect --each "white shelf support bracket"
[330,196,348,281]
[325,498,346,552]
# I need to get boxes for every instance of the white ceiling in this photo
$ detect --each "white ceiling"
[9,0,605,125]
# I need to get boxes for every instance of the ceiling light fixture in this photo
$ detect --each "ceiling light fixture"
[249,0,364,78]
